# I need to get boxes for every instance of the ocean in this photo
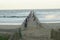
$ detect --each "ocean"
[0,9,60,24]
[0,9,60,29]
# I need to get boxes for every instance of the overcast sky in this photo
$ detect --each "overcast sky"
[0,0,60,9]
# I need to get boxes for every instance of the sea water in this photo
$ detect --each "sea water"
[0,10,30,25]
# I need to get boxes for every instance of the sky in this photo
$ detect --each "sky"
[0,0,60,9]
